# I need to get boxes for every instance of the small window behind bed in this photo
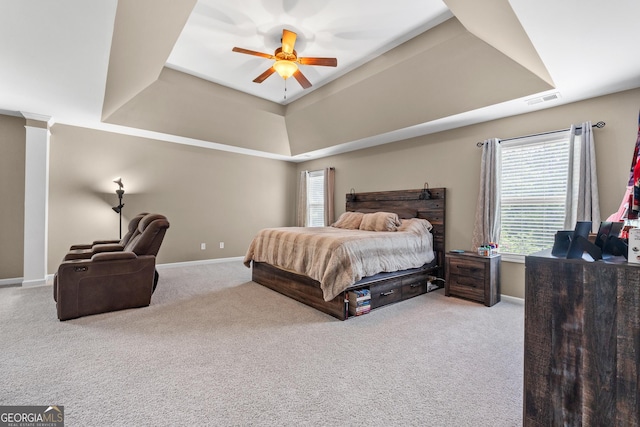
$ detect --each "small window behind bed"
[307,170,326,226]
[298,168,335,227]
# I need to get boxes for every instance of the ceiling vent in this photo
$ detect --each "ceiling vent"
[526,92,561,106]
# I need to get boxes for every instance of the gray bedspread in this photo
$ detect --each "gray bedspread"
[243,218,434,301]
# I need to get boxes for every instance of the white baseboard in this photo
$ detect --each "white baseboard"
[0,277,23,287]
[21,278,48,287]
[501,294,524,305]
[156,256,244,270]
[0,277,53,287]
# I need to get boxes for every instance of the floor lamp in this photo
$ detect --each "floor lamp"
[112,178,125,239]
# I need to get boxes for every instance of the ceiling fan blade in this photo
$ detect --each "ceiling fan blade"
[293,69,312,89]
[281,29,297,54]
[253,67,276,83]
[298,57,338,67]
[232,47,274,59]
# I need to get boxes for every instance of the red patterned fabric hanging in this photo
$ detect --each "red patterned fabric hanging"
[628,112,640,219]
[608,111,640,223]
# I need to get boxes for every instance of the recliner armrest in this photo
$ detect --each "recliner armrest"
[69,243,92,250]
[91,243,124,253]
[63,243,125,261]
[69,239,119,250]
[64,250,93,260]
[91,251,137,262]
[93,239,120,245]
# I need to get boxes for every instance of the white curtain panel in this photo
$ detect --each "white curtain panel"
[296,170,308,227]
[472,138,501,250]
[323,167,335,226]
[564,122,601,231]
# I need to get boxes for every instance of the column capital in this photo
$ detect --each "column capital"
[20,112,55,127]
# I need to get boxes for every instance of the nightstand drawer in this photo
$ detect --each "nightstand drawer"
[448,273,481,288]
[448,276,484,302]
[448,260,486,278]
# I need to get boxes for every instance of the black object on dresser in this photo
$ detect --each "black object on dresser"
[524,249,640,426]
[444,251,501,306]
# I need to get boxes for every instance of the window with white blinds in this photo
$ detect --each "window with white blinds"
[499,131,571,256]
[307,170,325,227]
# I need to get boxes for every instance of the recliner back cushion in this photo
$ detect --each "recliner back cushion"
[120,213,148,247]
[124,214,170,256]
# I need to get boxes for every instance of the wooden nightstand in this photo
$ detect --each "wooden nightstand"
[445,251,501,306]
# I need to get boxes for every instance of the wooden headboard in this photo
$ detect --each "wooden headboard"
[345,188,446,277]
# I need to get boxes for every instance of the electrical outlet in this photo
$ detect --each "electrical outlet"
[200,243,206,250]
[219,242,224,249]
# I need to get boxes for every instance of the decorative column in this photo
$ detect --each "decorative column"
[22,113,53,287]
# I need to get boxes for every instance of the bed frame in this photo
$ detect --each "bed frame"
[251,188,446,320]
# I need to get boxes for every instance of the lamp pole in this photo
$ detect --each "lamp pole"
[115,189,124,238]
[112,178,125,239]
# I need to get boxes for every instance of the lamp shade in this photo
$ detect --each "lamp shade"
[273,60,298,79]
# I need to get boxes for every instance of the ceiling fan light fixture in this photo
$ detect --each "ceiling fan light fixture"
[233,29,336,88]
[273,60,298,79]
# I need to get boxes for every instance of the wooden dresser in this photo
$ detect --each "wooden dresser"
[524,249,640,426]
[445,251,500,306]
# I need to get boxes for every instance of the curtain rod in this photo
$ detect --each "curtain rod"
[476,121,606,147]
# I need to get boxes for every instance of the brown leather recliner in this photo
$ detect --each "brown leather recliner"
[53,214,170,321]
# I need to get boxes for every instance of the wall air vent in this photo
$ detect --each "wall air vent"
[526,92,561,106]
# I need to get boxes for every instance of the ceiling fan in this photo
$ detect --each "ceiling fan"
[232,29,337,89]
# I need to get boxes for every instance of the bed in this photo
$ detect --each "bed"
[244,188,446,320]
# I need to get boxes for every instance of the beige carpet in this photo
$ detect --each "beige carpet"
[1,261,524,426]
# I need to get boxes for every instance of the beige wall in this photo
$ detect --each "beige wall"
[47,125,296,274]
[297,88,640,298]
[0,115,26,279]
